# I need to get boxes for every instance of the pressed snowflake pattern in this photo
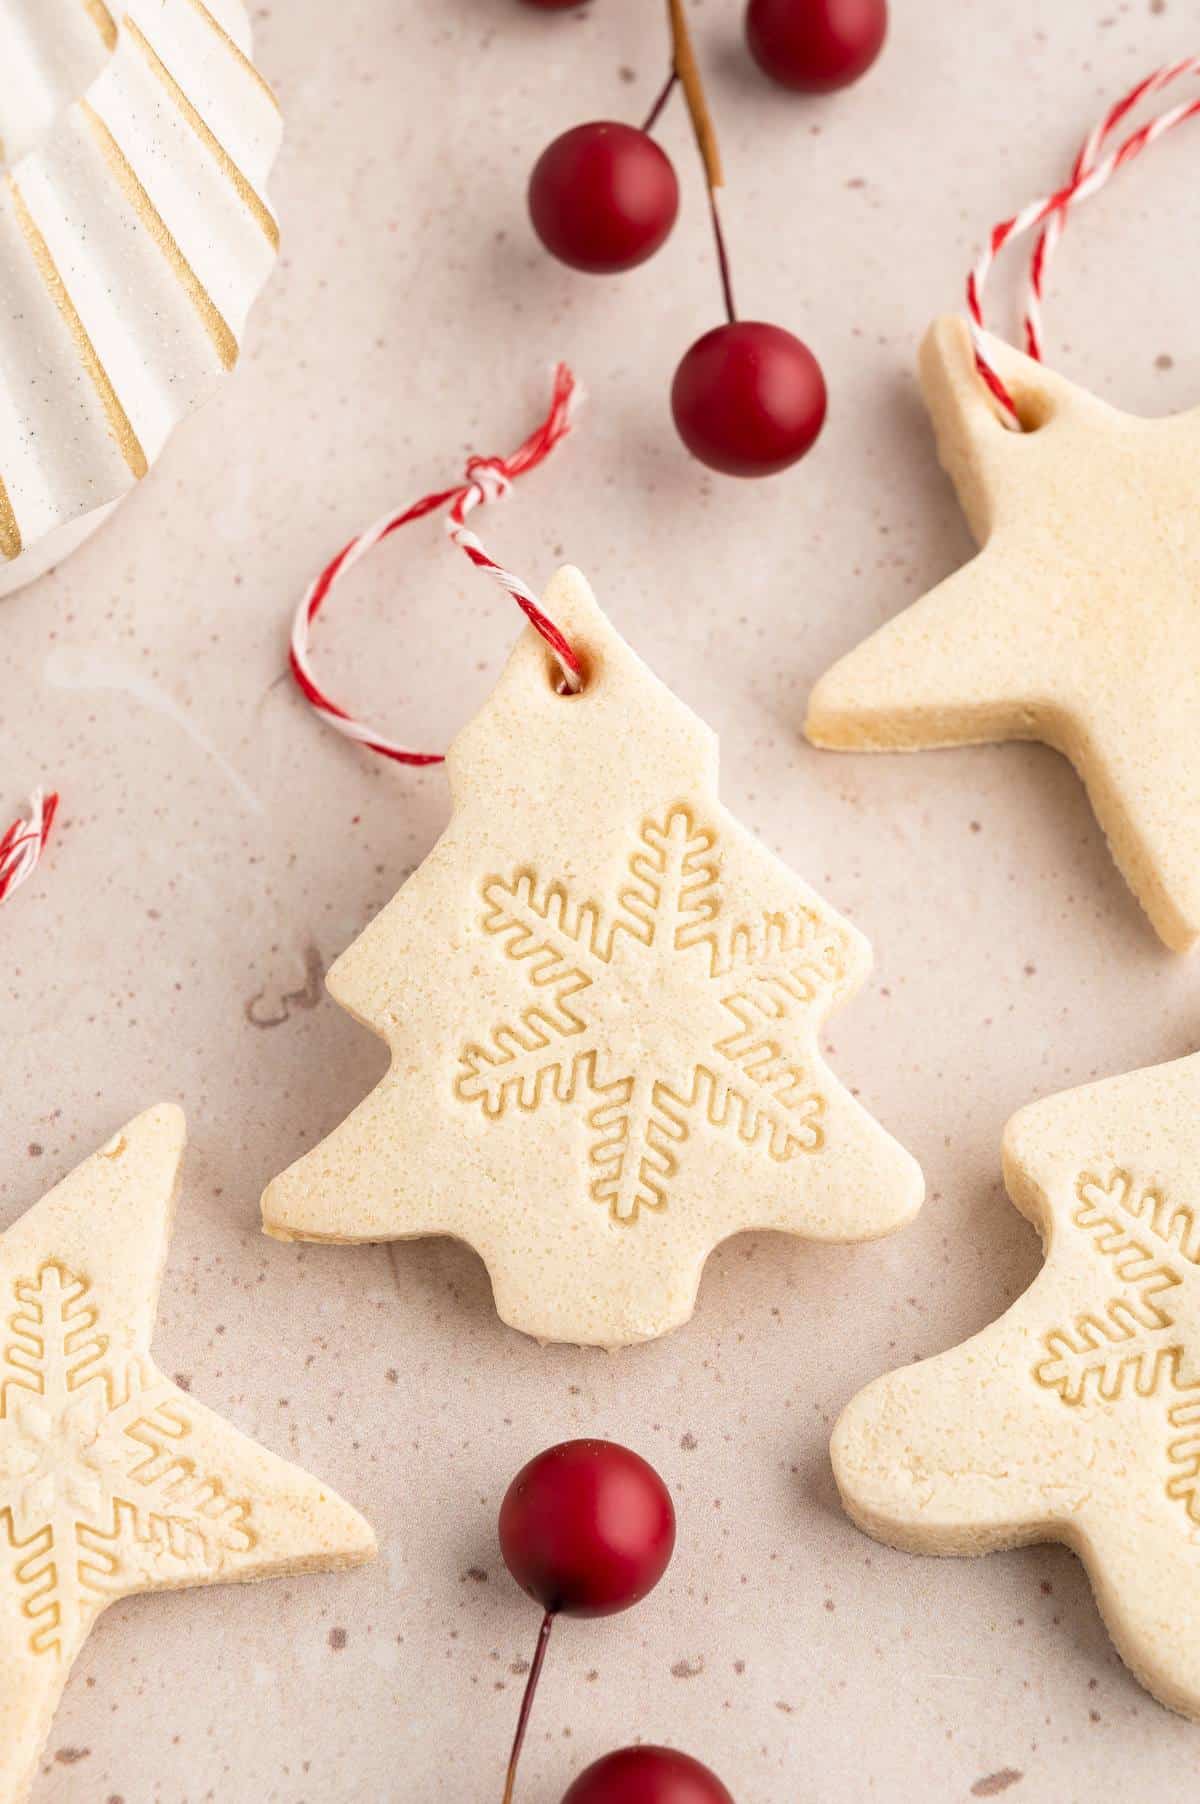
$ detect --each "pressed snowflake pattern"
[1034,1168,1200,1524]
[0,1263,253,1659]
[455,806,851,1223]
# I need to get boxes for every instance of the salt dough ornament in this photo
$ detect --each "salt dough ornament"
[807,313,1200,951]
[262,569,923,1348]
[834,1049,1200,1720]
[0,1106,375,1803]
[0,0,281,596]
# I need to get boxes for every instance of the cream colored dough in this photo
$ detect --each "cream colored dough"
[0,1107,376,1804]
[833,1049,1200,1720]
[262,567,923,1349]
[806,314,1200,952]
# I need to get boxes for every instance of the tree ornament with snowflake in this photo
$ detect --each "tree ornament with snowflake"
[834,1049,1200,1721]
[262,568,922,1347]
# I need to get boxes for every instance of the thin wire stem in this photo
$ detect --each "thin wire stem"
[664,0,737,322]
[708,187,737,324]
[501,1611,555,1804]
[641,68,679,134]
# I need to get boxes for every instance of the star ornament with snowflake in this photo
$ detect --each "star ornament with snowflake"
[833,1050,1200,1721]
[0,1109,375,1804]
[262,569,923,1347]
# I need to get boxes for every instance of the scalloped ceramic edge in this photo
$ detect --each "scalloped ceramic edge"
[0,0,282,597]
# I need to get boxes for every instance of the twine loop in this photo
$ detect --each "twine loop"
[289,365,583,767]
[967,56,1200,426]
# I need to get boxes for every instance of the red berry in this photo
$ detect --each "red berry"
[746,0,887,92]
[499,1440,675,1617]
[529,123,679,274]
[671,321,826,477]
[561,1747,734,1804]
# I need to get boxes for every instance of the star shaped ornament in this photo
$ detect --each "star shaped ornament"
[806,315,1200,951]
[834,1049,1200,1719]
[0,1107,375,1802]
[262,568,923,1347]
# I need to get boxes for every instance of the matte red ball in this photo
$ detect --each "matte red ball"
[499,1440,676,1617]
[671,321,826,477]
[529,123,679,273]
[561,1746,734,1804]
[746,0,887,92]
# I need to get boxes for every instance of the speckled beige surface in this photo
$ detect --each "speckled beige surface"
[5,0,1200,1798]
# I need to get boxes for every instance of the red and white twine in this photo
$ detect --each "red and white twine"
[290,364,583,766]
[967,55,1200,426]
[0,789,58,907]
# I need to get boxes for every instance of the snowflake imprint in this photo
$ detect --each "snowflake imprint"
[0,1263,253,1659]
[455,806,849,1224]
[1034,1168,1200,1524]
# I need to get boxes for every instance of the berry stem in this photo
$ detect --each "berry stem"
[665,0,737,322]
[706,188,737,326]
[641,69,679,134]
[501,1609,555,1804]
[666,0,722,187]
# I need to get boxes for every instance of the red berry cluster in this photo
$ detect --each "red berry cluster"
[498,1440,733,1802]
[521,0,887,477]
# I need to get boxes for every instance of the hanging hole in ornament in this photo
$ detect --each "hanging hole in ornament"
[986,379,1053,435]
[1009,386,1056,434]
[549,648,590,698]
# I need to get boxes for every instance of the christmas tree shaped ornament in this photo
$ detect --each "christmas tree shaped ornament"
[265,563,923,1347]
[834,1048,1200,1720]
[806,60,1200,951]
[0,1107,375,1803]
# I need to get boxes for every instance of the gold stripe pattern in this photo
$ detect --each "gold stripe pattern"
[83,0,119,49]
[0,478,21,561]
[183,0,281,112]
[123,15,279,249]
[7,174,148,479]
[81,101,239,370]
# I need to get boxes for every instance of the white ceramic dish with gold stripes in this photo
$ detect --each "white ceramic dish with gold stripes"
[0,0,281,597]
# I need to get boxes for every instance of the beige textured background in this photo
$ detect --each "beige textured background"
[5,1,1200,1798]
